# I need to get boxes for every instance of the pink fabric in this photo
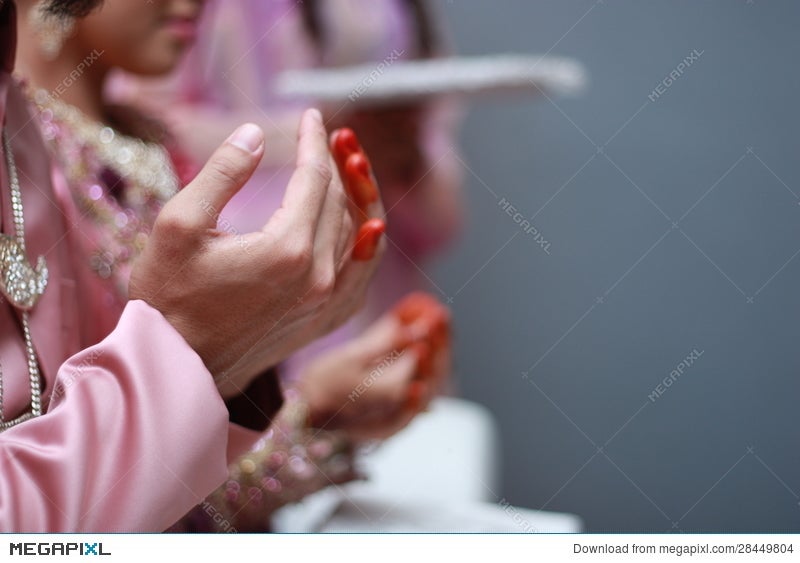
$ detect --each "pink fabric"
[0,2,257,531]
[0,301,229,532]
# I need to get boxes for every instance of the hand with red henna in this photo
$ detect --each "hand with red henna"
[392,292,451,382]
[331,128,386,261]
[298,292,451,443]
[130,113,386,399]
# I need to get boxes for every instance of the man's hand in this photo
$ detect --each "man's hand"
[129,109,385,398]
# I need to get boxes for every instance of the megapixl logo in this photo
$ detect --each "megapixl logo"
[10,542,111,556]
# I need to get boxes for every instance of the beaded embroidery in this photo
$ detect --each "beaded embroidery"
[26,86,178,294]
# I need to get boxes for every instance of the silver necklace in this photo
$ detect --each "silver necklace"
[0,130,48,430]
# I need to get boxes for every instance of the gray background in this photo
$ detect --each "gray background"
[429,0,800,532]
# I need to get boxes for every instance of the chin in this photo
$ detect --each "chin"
[131,54,183,77]
[136,63,180,77]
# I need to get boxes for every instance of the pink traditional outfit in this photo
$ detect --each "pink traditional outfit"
[0,1,277,532]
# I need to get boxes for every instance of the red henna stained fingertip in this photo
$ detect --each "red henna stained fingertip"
[345,152,378,209]
[393,292,448,326]
[392,293,452,361]
[338,128,360,153]
[331,128,360,169]
[352,218,385,261]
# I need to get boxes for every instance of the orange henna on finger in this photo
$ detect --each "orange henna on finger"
[352,218,385,261]
[394,293,450,333]
[392,292,451,377]
[331,127,360,170]
[344,152,378,211]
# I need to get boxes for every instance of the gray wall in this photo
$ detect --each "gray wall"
[431,0,800,532]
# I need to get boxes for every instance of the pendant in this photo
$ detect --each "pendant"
[0,234,48,311]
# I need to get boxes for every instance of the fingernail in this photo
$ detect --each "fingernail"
[337,128,360,154]
[331,128,360,169]
[347,152,370,177]
[228,123,263,153]
[352,219,385,261]
[308,108,323,124]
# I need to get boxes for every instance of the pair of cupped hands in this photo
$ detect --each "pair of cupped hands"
[129,109,449,441]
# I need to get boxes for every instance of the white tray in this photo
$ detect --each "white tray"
[273,54,588,106]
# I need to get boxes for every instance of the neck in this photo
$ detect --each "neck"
[14,5,108,121]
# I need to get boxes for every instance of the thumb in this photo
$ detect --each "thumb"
[170,123,264,229]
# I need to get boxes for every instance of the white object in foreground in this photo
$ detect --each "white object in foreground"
[319,492,583,533]
[272,398,582,533]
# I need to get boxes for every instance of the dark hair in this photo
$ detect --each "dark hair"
[300,0,438,60]
[43,0,100,19]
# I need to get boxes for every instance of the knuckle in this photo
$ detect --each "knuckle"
[208,151,249,186]
[342,210,355,233]
[153,210,192,239]
[282,239,314,273]
[310,267,336,301]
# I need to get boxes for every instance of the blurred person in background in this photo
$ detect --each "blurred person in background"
[15,0,451,531]
[115,0,466,378]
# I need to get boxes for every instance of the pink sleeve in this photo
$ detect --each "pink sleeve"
[0,300,232,532]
